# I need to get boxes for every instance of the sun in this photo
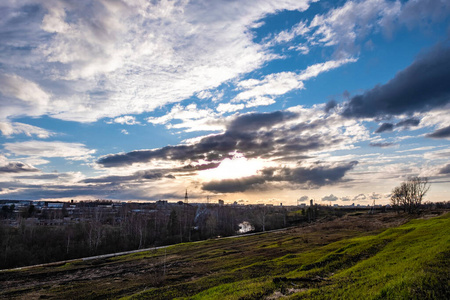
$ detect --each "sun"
[199,156,265,181]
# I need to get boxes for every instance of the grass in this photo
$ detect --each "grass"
[1,212,448,299]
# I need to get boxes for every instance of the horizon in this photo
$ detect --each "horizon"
[1,0,449,206]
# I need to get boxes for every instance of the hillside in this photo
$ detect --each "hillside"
[1,212,448,299]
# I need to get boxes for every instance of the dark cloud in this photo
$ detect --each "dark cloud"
[227,111,298,132]
[342,44,450,118]
[324,100,337,113]
[202,176,266,193]
[0,162,39,173]
[322,194,338,202]
[202,161,357,193]
[83,163,220,184]
[98,110,341,168]
[353,193,367,201]
[375,123,394,133]
[369,142,396,148]
[16,174,60,180]
[298,195,309,202]
[375,118,421,133]
[396,118,420,128]
[439,164,450,174]
[426,125,450,139]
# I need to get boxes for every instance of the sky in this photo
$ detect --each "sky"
[0,0,449,205]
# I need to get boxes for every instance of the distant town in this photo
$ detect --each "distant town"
[1,197,386,227]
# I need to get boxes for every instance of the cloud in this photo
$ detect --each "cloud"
[440,164,450,174]
[147,103,223,132]
[369,192,382,200]
[298,195,309,202]
[0,73,50,107]
[275,0,449,58]
[217,103,245,113]
[324,100,337,113]
[0,73,50,119]
[98,110,313,167]
[111,116,140,125]
[202,162,357,193]
[234,72,304,103]
[375,123,394,133]
[396,118,421,128]
[353,193,367,201]
[270,20,310,45]
[0,162,39,173]
[83,162,220,184]
[322,194,338,202]
[375,118,421,133]
[233,58,356,105]
[99,106,368,169]
[4,141,96,161]
[121,129,129,135]
[342,44,450,118]
[0,122,54,138]
[369,142,396,148]
[426,125,450,139]
[0,0,315,123]
[308,0,401,57]
[227,110,298,132]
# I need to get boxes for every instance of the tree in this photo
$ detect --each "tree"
[391,176,430,213]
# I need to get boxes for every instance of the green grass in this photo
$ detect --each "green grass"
[2,213,448,300]
[285,214,449,299]
[122,213,448,299]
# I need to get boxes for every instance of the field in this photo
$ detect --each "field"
[1,211,448,299]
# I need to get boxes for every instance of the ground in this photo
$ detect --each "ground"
[0,211,448,299]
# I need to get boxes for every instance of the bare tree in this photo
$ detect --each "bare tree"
[391,177,430,213]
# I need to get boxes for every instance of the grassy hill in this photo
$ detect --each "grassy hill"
[1,212,448,299]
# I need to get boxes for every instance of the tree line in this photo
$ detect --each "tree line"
[0,203,295,269]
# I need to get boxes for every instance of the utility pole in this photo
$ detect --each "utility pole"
[184,189,190,241]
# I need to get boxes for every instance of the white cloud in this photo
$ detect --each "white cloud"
[0,73,50,106]
[270,0,449,58]
[0,122,54,138]
[419,106,450,130]
[309,0,401,56]
[1,0,314,123]
[245,97,276,108]
[289,44,310,55]
[4,141,96,161]
[148,103,217,125]
[233,58,356,105]
[0,73,50,119]
[234,72,304,103]
[112,116,140,125]
[297,58,357,81]
[396,146,437,153]
[217,103,245,113]
[147,103,228,132]
[121,129,129,135]
[270,20,310,44]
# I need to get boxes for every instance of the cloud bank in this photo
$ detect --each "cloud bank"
[342,44,450,118]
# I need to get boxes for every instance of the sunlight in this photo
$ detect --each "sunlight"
[199,156,265,180]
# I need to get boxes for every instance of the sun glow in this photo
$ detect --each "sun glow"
[199,156,265,181]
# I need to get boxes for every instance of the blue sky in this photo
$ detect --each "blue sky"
[0,0,449,205]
